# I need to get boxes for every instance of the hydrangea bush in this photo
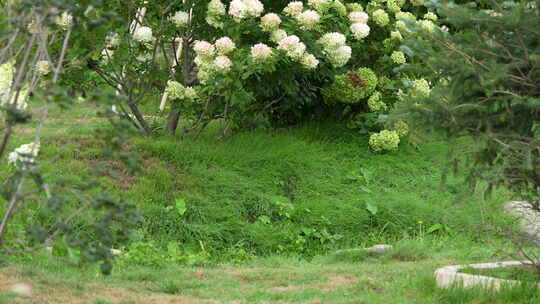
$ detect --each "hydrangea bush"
[77,0,442,149]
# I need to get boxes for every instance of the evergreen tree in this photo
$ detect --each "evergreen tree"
[396,0,540,255]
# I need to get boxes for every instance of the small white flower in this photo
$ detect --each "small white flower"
[349,11,368,24]
[35,60,50,76]
[215,37,236,55]
[171,11,189,27]
[8,142,40,168]
[424,12,438,21]
[251,43,273,62]
[350,23,370,39]
[133,26,154,43]
[106,33,121,48]
[55,12,73,30]
[101,48,114,60]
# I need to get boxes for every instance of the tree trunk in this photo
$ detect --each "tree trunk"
[166,37,193,135]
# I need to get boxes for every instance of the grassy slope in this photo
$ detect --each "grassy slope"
[2,103,536,303]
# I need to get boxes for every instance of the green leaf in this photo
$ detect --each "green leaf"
[427,223,443,234]
[366,202,378,215]
[175,198,187,216]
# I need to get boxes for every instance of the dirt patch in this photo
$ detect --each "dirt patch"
[0,270,222,304]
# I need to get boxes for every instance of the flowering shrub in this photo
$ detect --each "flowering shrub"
[79,0,442,148]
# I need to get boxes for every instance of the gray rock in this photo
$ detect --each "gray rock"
[504,201,540,244]
[364,244,393,253]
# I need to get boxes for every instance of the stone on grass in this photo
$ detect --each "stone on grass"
[435,261,535,290]
[504,201,540,244]
[10,283,32,296]
[364,244,393,253]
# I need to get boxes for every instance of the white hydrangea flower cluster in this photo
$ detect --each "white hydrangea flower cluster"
[349,11,370,40]
[301,53,319,69]
[251,43,273,62]
[372,9,389,26]
[193,40,216,58]
[193,38,235,81]
[106,33,121,48]
[171,11,189,27]
[8,142,40,168]
[35,60,51,76]
[133,26,154,43]
[207,0,226,28]
[260,13,281,32]
[214,55,233,72]
[55,12,73,30]
[270,29,287,43]
[349,11,368,23]
[369,130,400,152]
[277,35,306,60]
[229,0,264,22]
[391,51,406,64]
[424,12,438,21]
[165,81,197,101]
[283,1,303,17]
[0,61,28,110]
[350,23,370,40]
[296,10,320,30]
[214,37,236,55]
[318,32,351,67]
[307,0,331,11]
[417,19,435,32]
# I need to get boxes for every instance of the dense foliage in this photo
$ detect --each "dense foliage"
[396,0,540,263]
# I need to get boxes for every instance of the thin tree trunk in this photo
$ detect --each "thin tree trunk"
[127,95,152,135]
[166,37,192,135]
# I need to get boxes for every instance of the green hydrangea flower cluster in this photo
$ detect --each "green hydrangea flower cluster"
[367,91,387,112]
[411,78,431,98]
[165,80,198,101]
[323,67,378,104]
[391,51,406,64]
[393,120,409,137]
[347,3,363,12]
[369,130,400,152]
[386,0,401,13]
[372,9,389,26]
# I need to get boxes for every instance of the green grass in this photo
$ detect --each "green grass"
[1,100,531,303]
[461,265,540,283]
[1,236,539,303]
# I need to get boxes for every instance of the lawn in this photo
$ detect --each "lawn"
[1,102,537,303]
